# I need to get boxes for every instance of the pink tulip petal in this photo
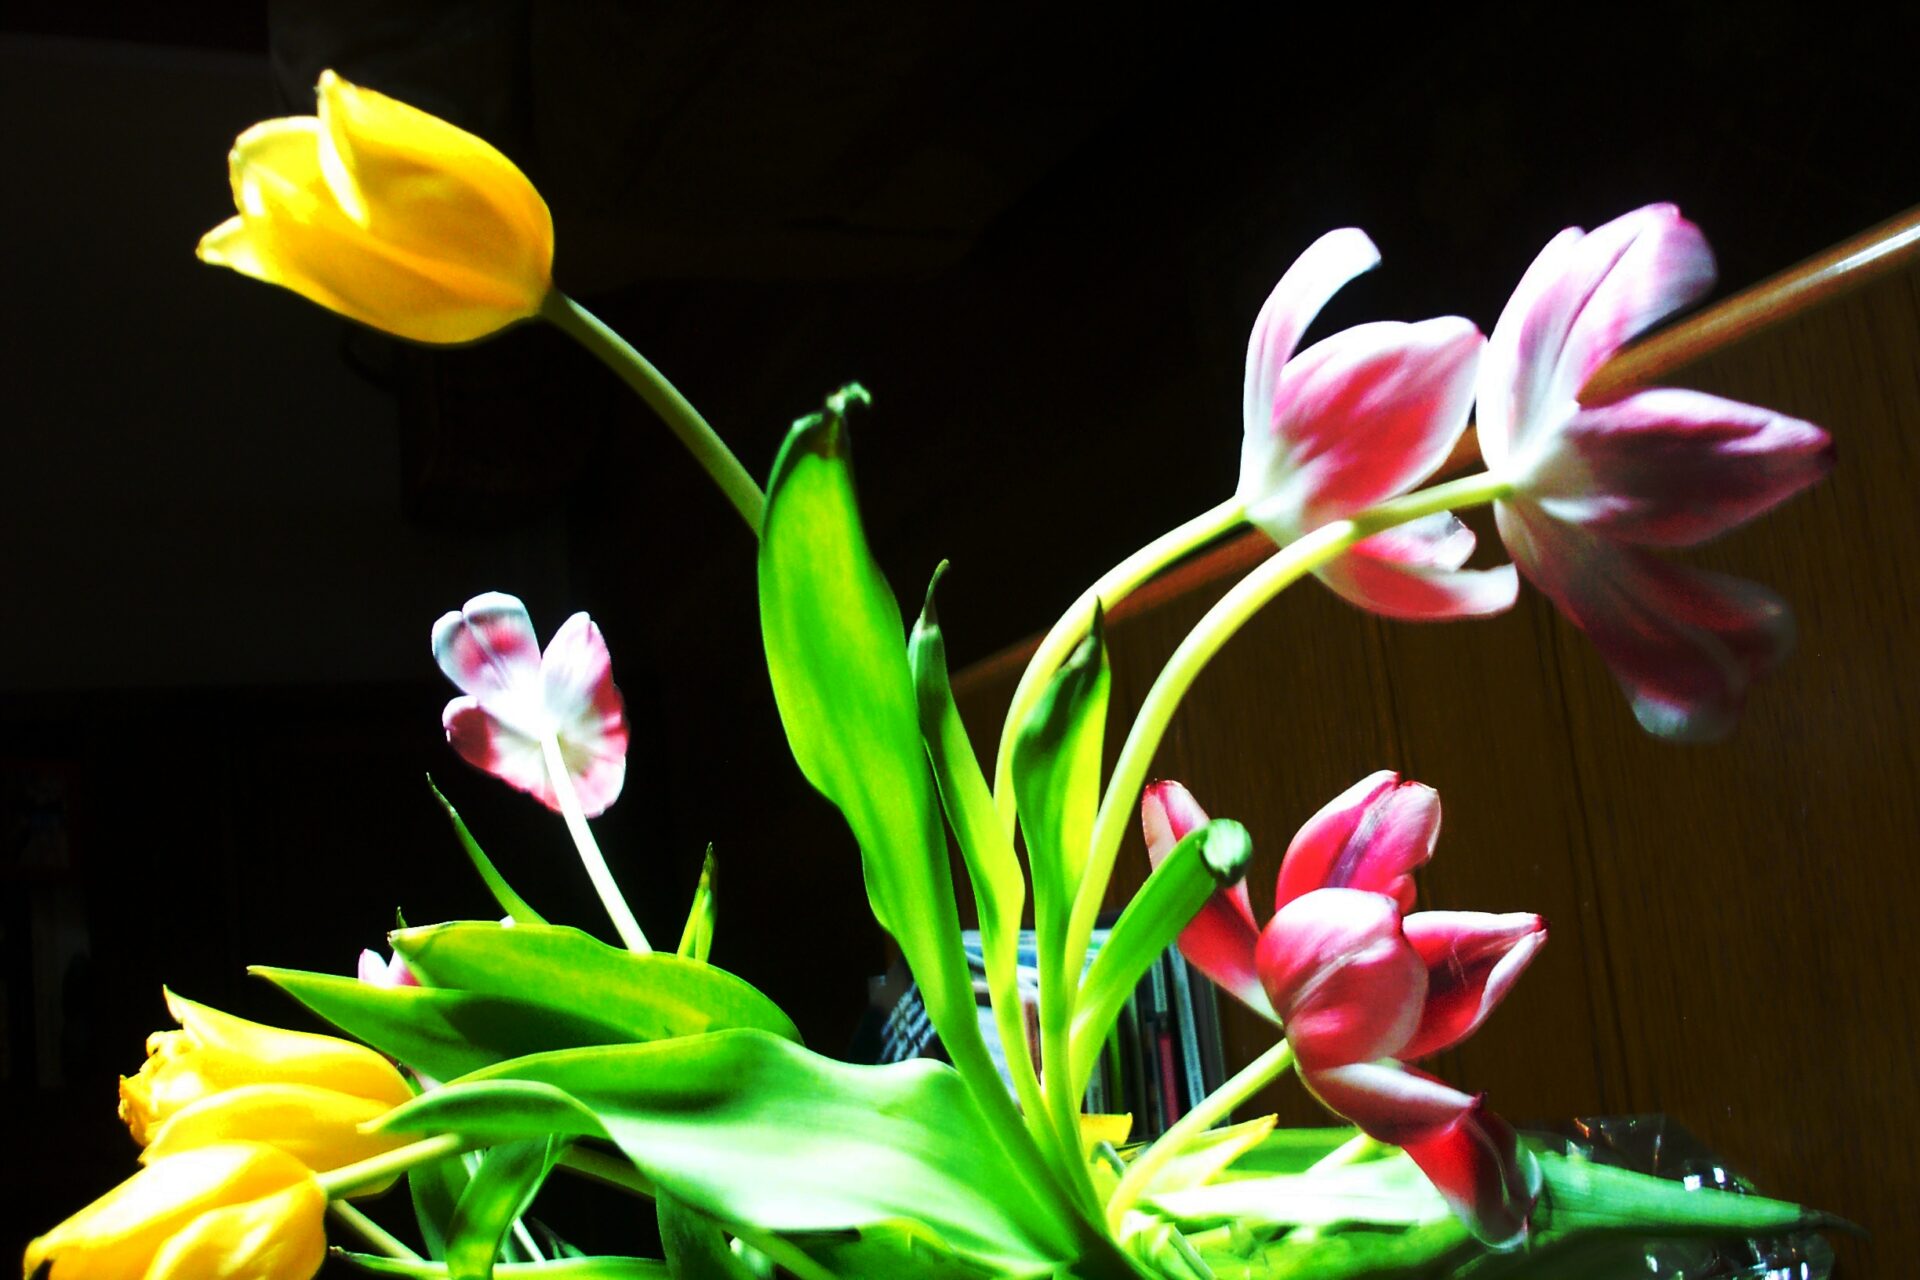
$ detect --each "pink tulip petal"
[1241,319,1482,540]
[1527,389,1834,547]
[542,613,629,817]
[1143,782,1273,1020]
[1399,1098,1540,1249]
[1497,503,1795,741]
[1480,205,1715,470]
[357,950,418,988]
[1242,228,1382,436]
[1316,514,1520,620]
[1258,889,1425,1068]
[1275,773,1438,913]
[443,696,552,806]
[1399,911,1547,1060]
[1301,1059,1475,1145]
[431,592,543,703]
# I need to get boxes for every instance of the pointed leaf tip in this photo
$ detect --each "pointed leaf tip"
[919,559,952,628]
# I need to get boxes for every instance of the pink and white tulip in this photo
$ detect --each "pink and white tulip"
[1237,230,1518,620]
[1479,204,1834,740]
[432,592,629,816]
[1145,775,1546,1246]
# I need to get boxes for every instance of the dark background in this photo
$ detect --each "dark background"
[5,0,1917,1268]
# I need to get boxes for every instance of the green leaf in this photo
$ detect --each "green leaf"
[1069,818,1253,1091]
[1221,1127,1364,1178]
[335,1253,669,1278]
[380,1030,1091,1276]
[1010,608,1109,901]
[428,776,546,925]
[251,967,640,1082]
[657,1194,758,1280]
[447,1138,559,1280]
[755,390,1009,1131]
[1530,1149,1848,1238]
[676,848,718,963]
[389,921,797,1044]
[790,1219,1041,1279]
[1143,1153,1449,1231]
[1199,1220,1473,1280]
[412,1154,472,1260]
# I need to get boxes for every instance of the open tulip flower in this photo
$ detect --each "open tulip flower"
[119,990,413,1182]
[198,69,553,345]
[1237,229,1519,620]
[26,1142,327,1280]
[1146,773,1547,1246]
[433,591,629,817]
[1478,204,1835,740]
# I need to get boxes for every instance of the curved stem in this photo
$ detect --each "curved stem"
[329,1201,421,1261]
[992,499,1247,837]
[318,1132,471,1200]
[541,291,764,533]
[1308,1132,1382,1171]
[542,732,651,953]
[1065,471,1513,977]
[1106,1038,1296,1230]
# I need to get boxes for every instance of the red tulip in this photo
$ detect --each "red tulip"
[1479,204,1834,740]
[1145,775,1545,1246]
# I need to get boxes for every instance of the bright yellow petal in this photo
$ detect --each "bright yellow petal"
[142,1083,406,1178]
[142,1178,325,1280]
[1077,1112,1134,1157]
[164,991,411,1108]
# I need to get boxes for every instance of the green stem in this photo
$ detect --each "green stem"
[329,1201,422,1261]
[1106,1038,1296,1230]
[318,1132,471,1200]
[1065,471,1513,982]
[992,499,1247,837]
[541,291,765,533]
[542,732,651,953]
[1308,1132,1383,1171]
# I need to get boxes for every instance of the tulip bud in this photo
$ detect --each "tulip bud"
[24,1142,326,1280]
[198,70,554,346]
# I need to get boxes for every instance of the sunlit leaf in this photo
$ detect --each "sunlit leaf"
[428,776,547,924]
[676,848,718,964]
[447,1138,559,1280]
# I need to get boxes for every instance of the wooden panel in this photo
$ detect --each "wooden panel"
[954,213,1920,1271]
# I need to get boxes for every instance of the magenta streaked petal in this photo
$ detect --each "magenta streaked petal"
[1399,911,1547,1060]
[1275,773,1438,912]
[1258,889,1424,1068]
[1317,514,1520,620]
[1481,205,1714,468]
[1301,1059,1475,1145]
[1242,228,1382,438]
[1399,1099,1541,1249]
[431,592,543,702]
[444,696,552,806]
[543,613,629,816]
[1527,389,1834,547]
[1143,782,1273,1020]
[1241,319,1483,539]
[1498,503,1795,741]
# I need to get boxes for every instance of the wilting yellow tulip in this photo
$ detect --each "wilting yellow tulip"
[119,990,412,1183]
[24,1142,326,1280]
[198,69,554,345]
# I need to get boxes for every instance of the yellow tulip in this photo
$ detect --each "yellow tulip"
[24,1141,326,1280]
[198,69,554,345]
[119,990,412,1183]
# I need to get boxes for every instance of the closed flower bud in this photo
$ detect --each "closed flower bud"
[24,1142,326,1280]
[198,70,554,345]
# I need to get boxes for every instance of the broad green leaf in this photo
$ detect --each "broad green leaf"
[448,1138,559,1280]
[1143,1153,1448,1230]
[1011,609,1109,900]
[676,848,718,963]
[755,388,1013,1145]
[380,1030,1099,1276]
[428,776,546,925]
[1137,1115,1277,1198]
[1220,1127,1363,1178]
[1198,1220,1472,1280]
[1070,818,1253,1092]
[1530,1150,1846,1238]
[657,1194,757,1280]
[389,921,797,1043]
[251,967,639,1082]
[792,1219,1044,1279]
[412,1154,472,1260]
[336,1254,669,1278]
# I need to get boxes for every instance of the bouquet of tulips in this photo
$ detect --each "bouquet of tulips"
[25,72,1849,1280]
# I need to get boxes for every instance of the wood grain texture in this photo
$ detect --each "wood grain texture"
[954,219,1920,1271]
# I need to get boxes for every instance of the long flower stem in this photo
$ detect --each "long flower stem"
[993,499,1247,837]
[1065,472,1513,974]
[542,733,651,953]
[1106,1038,1296,1230]
[317,1132,471,1200]
[541,291,765,533]
[329,1201,422,1261]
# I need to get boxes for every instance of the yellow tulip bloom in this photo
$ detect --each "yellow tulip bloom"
[24,1142,326,1280]
[198,70,554,345]
[119,990,412,1183]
